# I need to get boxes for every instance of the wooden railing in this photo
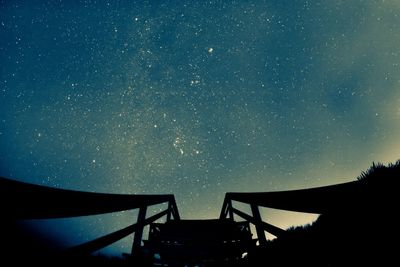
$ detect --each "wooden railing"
[1,175,361,255]
[0,177,180,255]
[219,181,359,245]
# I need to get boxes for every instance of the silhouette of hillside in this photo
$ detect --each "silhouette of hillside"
[249,160,400,266]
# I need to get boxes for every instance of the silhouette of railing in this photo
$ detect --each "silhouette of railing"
[0,177,180,256]
[1,159,398,267]
[219,181,360,244]
[1,174,370,261]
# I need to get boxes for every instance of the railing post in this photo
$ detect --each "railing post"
[167,201,172,222]
[170,198,180,220]
[131,206,147,254]
[220,198,228,219]
[228,200,234,220]
[251,204,267,246]
[220,195,234,220]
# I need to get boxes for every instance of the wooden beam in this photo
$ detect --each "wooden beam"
[68,209,170,255]
[231,207,285,238]
[226,181,361,214]
[0,177,175,219]
[67,223,137,255]
[219,196,229,219]
[170,198,180,220]
[251,204,267,246]
[132,206,147,253]
[167,202,172,222]
[228,200,234,220]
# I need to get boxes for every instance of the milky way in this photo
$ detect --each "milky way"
[1,0,399,255]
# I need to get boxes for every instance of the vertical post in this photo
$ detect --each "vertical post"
[220,195,233,220]
[220,198,228,219]
[251,204,267,246]
[167,201,172,222]
[132,206,147,254]
[228,200,234,220]
[170,198,180,220]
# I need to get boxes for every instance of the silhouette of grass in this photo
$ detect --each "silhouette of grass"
[248,160,400,267]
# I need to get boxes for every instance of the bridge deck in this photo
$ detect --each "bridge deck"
[144,219,255,265]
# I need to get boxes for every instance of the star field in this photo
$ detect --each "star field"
[1,0,400,255]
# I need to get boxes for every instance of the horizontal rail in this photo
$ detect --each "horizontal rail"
[68,209,170,255]
[0,177,175,219]
[225,181,359,214]
[68,222,138,255]
[231,207,285,237]
[0,177,180,256]
[219,182,362,242]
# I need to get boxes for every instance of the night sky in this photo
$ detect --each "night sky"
[1,0,400,255]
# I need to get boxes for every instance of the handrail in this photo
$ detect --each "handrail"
[0,177,180,255]
[219,181,362,244]
[0,177,176,219]
[231,207,285,238]
[224,181,359,214]
[67,209,170,255]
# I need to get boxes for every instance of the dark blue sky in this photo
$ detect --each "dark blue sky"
[1,0,399,255]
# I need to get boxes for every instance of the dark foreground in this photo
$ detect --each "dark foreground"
[1,161,399,266]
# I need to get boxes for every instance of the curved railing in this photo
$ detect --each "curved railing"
[0,175,364,255]
[0,177,180,255]
[219,181,359,245]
